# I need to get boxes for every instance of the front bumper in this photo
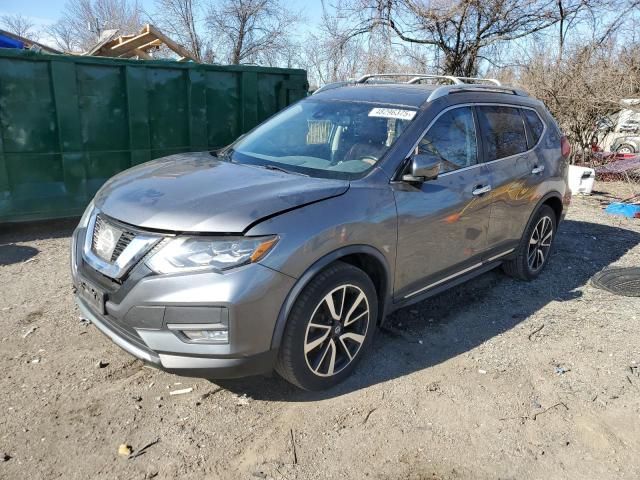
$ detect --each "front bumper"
[71,226,295,379]
[76,297,278,377]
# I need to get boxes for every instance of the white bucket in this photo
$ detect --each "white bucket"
[568,165,595,195]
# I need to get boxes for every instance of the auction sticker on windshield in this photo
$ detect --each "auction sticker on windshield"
[368,107,416,121]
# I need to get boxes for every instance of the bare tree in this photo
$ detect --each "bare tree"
[49,0,143,52]
[299,5,421,88]
[555,0,640,58]
[517,40,640,160]
[46,20,80,52]
[206,0,298,65]
[0,13,40,40]
[327,0,592,76]
[152,0,212,62]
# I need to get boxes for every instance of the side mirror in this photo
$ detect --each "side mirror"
[402,153,441,183]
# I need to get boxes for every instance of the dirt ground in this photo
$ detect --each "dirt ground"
[1,181,639,480]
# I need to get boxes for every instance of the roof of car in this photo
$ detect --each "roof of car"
[311,83,437,108]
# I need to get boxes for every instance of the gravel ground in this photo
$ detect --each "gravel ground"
[1,181,639,480]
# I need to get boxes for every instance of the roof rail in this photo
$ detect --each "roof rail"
[312,80,355,95]
[357,73,502,86]
[313,73,529,100]
[427,84,529,101]
[450,77,501,86]
[357,73,464,84]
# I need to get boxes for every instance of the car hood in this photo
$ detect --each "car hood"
[94,152,349,233]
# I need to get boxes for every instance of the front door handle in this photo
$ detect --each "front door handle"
[472,184,492,196]
[531,165,545,175]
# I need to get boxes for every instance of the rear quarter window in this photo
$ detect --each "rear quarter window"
[522,109,545,146]
[477,106,528,161]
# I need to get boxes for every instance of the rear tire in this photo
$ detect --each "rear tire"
[502,205,557,281]
[275,261,377,391]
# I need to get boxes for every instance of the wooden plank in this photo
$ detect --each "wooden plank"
[108,31,156,56]
[85,29,119,56]
[138,39,163,51]
[147,24,196,61]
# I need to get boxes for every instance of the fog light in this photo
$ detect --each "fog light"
[182,329,228,343]
[167,323,229,344]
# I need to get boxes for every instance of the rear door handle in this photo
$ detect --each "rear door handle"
[472,185,492,196]
[531,165,545,175]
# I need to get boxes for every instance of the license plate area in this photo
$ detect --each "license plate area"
[78,278,105,315]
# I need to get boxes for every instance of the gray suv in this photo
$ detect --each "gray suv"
[71,74,571,390]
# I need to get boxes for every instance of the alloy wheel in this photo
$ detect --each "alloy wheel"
[303,284,370,377]
[527,215,553,272]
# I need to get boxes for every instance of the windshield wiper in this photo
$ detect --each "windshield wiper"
[260,164,309,176]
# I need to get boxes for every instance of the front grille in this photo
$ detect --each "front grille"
[110,231,136,262]
[91,215,106,254]
[91,215,137,264]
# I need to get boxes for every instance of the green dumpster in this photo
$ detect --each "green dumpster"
[0,49,308,222]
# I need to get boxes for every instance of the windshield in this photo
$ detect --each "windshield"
[227,100,417,179]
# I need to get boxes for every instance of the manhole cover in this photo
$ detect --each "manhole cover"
[591,267,640,297]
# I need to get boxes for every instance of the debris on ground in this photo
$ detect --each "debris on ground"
[605,202,640,218]
[21,326,37,339]
[236,394,251,406]
[290,429,298,464]
[96,360,109,369]
[1,452,10,462]
[128,439,160,460]
[554,366,570,375]
[532,402,569,421]
[528,324,545,341]
[169,387,193,396]
[118,444,132,456]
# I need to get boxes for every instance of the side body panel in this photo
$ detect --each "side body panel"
[483,105,567,259]
[247,170,398,284]
[478,104,560,257]
[391,166,491,299]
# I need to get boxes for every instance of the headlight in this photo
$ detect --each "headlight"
[78,200,95,229]
[146,235,278,274]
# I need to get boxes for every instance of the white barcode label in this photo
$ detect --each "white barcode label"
[368,107,416,121]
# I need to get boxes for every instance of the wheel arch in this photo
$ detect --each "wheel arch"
[613,138,640,153]
[514,191,563,244]
[541,194,563,226]
[270,245,392,350]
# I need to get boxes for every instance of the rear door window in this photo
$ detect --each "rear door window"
[477,106,528,161]
[522,109,545,146]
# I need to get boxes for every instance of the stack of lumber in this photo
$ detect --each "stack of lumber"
[86,24,195,62]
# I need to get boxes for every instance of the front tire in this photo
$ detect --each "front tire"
[503,205,557,281]
[616,144,636,155]
[275,262,378,391]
